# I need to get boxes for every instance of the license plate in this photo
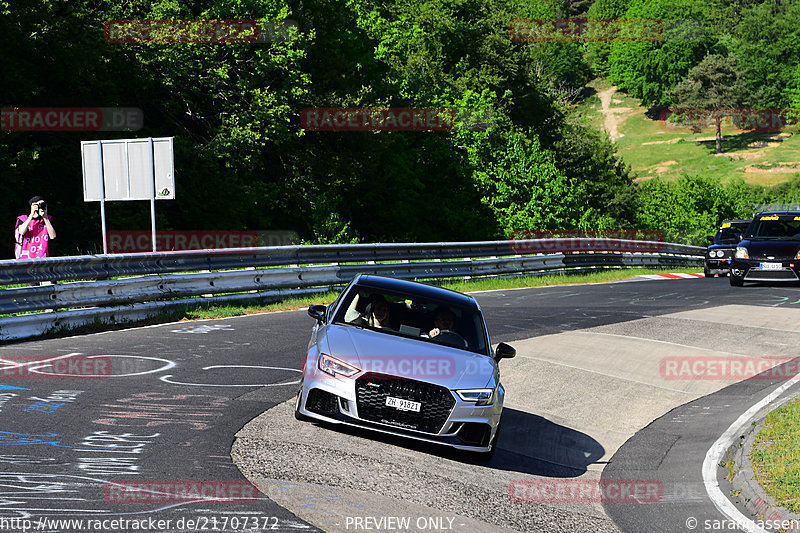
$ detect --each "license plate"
[385,396,421,412]
[760,262,783,270]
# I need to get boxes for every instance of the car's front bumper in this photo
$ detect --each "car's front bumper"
[730,258,800,282]
[705,258,731,274]
[297,372,503,452]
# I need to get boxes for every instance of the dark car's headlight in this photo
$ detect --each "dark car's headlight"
[318,353,360,378]
[456,388,495,406]
[735,247,749,259]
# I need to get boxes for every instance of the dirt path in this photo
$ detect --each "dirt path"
[597,86,630,141]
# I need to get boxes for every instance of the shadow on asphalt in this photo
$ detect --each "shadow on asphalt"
[311,407,604,478]
[468,408,605,477]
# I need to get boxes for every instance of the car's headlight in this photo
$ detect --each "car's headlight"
[795,250,800,260]
[735,247,749,259]
[318,353,360,377]
[710,250,719,258]
[456,388,495,406]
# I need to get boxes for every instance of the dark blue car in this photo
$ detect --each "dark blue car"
[704,219,751,278]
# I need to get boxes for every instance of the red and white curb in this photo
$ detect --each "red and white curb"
[638,273,704,280]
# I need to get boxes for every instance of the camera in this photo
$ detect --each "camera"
[39,201,46,211]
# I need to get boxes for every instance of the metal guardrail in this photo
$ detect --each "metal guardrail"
[0,239,704,342]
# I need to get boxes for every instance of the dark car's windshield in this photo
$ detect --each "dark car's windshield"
[332,286,488,355]
[714,222,750,244]
[745,214,800,240]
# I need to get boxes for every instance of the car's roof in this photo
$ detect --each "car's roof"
[754,211,800,216]
[353,274,477,307]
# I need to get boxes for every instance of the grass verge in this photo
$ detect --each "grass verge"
[750,396,800,514]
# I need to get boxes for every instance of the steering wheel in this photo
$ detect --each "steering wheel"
[435,329,468,348]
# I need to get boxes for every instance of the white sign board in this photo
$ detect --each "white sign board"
[81,137,174,201]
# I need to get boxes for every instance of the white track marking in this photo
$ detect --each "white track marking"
[702,379,799,533]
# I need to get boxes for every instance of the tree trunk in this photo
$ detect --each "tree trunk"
[715,116,722,154]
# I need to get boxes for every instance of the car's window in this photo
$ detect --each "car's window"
[745,214,800,240]
[714,222,749,244]
[332,286,489,355]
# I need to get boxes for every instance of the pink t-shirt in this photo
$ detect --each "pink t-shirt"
[15,215,51,259]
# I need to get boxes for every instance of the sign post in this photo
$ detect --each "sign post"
[80,137,174,253]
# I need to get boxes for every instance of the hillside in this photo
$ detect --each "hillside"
[580,79,800,186]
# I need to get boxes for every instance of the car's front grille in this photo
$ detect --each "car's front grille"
[745,269,798,281]
[355,373,455,434]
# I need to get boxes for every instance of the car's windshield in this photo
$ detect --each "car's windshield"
[745,214,800,240]
[332,286,488,355]
[714,222,749,244]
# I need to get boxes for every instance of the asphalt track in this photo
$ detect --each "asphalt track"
[1,276,799,532]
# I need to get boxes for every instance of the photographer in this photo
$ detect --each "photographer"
[14,196,56,259]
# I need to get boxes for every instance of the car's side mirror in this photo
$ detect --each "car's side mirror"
[495,342,516,360]
[308,305,326,323]
[706,236,714,244]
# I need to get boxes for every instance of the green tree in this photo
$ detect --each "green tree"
[471,129,589,234]
[728,0,800,108]
[607,0,711,108]
[585,0,630,76]
[669,54,749,154]
[635,175,762,245]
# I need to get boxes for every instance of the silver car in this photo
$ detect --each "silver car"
[295,274,515,457]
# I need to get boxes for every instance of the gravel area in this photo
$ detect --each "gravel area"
[231,399,621,533]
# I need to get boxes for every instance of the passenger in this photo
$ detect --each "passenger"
[366,295,392,329]
[345,294,394,329]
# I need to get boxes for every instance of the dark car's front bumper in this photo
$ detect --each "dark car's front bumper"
[705,258,731,275]
[730,258,800,282]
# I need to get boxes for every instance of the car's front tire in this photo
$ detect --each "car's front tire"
[730,274,744,287]
[704,265,713,278]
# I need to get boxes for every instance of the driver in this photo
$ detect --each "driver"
[427,307,455,338]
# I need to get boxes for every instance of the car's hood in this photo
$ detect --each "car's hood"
[320,324,496,389]
[740,239,800,259]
